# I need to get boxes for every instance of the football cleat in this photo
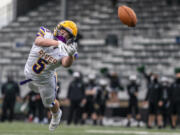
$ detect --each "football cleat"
[49,109,62,131]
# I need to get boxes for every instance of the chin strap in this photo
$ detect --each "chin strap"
[56,36,66,43]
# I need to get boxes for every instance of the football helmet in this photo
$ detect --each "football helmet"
[54,20,78,38]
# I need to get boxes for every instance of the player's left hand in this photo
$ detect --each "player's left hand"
[69,41,77,49]
[58,41,77,56]
[65,44,77,56]
[69,42,78,58]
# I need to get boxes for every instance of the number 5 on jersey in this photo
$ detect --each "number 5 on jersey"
[32,58,48,74]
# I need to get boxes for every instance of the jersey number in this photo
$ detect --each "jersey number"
[32,58,48,74]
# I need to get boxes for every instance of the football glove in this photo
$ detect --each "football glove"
[69,41,77,49]
[58,41,77,56]
[68,42,78,58]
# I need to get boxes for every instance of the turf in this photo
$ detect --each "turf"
[0,122,179,135]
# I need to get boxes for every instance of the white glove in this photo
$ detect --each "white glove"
[58,41,77,56]
[69,42,78,49]
[65,45,77,56]
[68,41,78,56]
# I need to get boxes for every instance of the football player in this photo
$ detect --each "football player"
[23,20,78,131]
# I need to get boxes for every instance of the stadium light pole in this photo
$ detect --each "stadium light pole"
[61,0,67,20]
[13,0,17,20]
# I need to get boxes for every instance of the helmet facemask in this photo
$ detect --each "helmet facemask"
[54,20,78,45]
[56,27,75,45]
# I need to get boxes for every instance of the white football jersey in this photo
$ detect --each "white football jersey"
[24,27,68,84]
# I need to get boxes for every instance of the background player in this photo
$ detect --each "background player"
[126,75,141,127]
[23,20,78,131]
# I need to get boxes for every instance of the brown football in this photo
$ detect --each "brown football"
[118,5,137,27]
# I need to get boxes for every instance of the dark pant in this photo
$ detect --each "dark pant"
[67,100,82,125]
[128,99,139,115]
[1,99,15,122]
[170,101,180,115]
[28,100,45,121]
[148,102,158,115]
[36,100,45,121]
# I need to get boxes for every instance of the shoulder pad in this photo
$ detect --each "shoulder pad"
[36,26,51,37]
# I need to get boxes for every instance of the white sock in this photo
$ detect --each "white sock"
[52,109,60,117]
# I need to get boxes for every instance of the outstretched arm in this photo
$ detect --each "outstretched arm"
[35,37,59,47]
[60,41,77,67]
[61,56,74,67]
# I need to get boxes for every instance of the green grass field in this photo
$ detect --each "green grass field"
[0,122,179,135]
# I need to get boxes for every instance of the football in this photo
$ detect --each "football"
[118,5,137,27]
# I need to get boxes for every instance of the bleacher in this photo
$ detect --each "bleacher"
[0,0,180,98]
[67,0,180,76]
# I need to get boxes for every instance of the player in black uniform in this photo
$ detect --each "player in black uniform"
[126,75,141,127]
[81,74,98,125]
[1,76,20,122]
[94,79,109,125]
[144,74,162,128]
[170,73,180,128]
[158,77,171,128]
[67,72,85,125]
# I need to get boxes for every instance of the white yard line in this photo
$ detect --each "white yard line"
[86,130,180,135]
